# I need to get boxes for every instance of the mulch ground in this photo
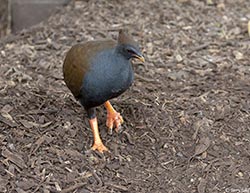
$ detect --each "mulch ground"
[0,0,250,192]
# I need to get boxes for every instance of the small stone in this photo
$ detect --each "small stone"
[206,0,214,5]
[146,42,154,55]
[1,50,6,57]
[217,3,225,9]
[238,171,244,177]
[176,54,183,62]
[233,51,243,60]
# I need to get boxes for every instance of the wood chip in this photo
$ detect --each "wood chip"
[54,182,62,191]
[248,20,250,37]
[1,104,13,113]
[61,182,87,193]
[0,175,8,192]
[105,182,129,191]
[15,188,26,193]
[197,178,207,193]
[16,178,36,190]
[20,119,52,129]
[1,148,27,169]
[19,119,35,129]
[0,114,17,127]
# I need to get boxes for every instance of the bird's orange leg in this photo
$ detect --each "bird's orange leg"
[104,101,124,134]
[89,117,108,153]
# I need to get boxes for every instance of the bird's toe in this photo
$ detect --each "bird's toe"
[91,143,109,153]
[106,112,124,133]
[115,124,123,133]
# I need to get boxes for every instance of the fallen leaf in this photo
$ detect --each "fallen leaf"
[192,117,213,140]
[194,137,211,156]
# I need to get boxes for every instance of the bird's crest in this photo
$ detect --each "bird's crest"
[118,29,138,47]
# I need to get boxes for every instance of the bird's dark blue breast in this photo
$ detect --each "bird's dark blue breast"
[79,49,134,108]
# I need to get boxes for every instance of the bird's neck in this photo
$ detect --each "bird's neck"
[114,45,130,60]
[114,44,122,54]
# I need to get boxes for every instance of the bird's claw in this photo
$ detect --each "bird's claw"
[116,125,123,134]
[106,112,124,134]
[108,127,113,135]
[91,142,109,153]
[107,125,123,135]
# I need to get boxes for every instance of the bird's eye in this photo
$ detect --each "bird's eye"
[126,49,135,54]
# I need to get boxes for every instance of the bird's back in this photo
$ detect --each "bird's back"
[63,40,116,98]
[79,49,134,108]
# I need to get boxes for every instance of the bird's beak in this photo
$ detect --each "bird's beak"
[133,53,145,63]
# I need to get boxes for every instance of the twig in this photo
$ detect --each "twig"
[61,182,87,193]
[105,182,128,191]
[187,42,212,54]
[122,131,134,145]
[92,170,103,187]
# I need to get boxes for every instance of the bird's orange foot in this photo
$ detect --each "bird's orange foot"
[89,117,109,153]
[91,142,109,153]
[106,112,124,134]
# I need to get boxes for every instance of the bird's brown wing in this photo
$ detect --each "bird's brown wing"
[63,40,116,98]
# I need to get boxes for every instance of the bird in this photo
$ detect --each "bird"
[63,29,145,153]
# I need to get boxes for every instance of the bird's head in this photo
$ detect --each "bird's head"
[117,29,145,63]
